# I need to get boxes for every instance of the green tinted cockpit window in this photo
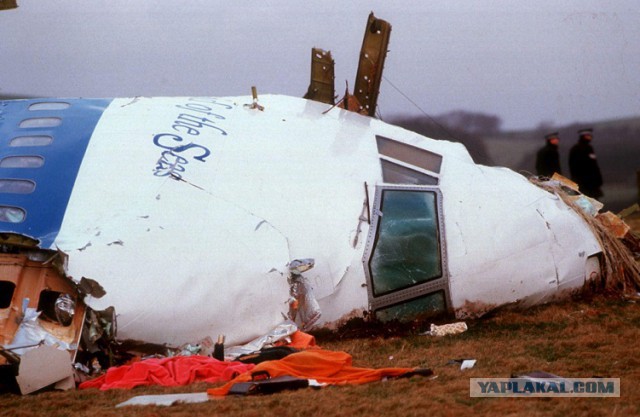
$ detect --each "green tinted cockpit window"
[369,190,442,296]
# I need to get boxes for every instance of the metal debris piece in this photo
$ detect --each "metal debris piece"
[15,345,74,394]
[224,321,297,361]
[352,12,391,116]
[287,259,321,330]
[304,48,335,105]
[116,392,210,407]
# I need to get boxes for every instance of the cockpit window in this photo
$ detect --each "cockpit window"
[376,135,442,173]
[28,102,70,111]
[0,179,35,194]
[369,189,442,296]
[380,159,438,185]
[19,117,62,128]
[0,206,26,223]
[9,135,53,147]
[364,185,450,321]
[0,156,44,168]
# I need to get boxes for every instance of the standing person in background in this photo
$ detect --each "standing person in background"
[569,128,603,199]
[536,132,562,178]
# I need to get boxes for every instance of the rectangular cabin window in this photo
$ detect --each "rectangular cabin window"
[369,190,442,296]
[376,135,442,174]
[375,291,445,322]
[0,281,15,309]
[380,159,438,185]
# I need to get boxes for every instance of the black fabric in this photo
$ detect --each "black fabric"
[236,346,300,364]
[228,372,309,395]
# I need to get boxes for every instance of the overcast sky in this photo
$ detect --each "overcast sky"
[1,1,638,130]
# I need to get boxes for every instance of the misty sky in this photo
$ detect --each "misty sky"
[1,1,638,130]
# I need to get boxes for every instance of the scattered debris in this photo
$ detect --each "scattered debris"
[0,236,114,394]
[15,345,75,395]
[423,322,468,337]
[531,176,640,295]
[224,321,298,361]
[447,358,477,371]
[236,346,300,365]
[212,335,225,361]
[244,86,264,111]
[116,392,210,407]
[287,258,321,331]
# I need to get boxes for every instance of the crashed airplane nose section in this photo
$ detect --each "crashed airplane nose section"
[1,94,634,355]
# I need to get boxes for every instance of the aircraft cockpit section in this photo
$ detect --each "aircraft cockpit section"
[364,134,450,322]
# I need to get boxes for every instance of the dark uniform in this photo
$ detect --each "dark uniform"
[535,132,561,177]
[569,128,603,199]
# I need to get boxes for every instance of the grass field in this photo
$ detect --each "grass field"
[1,293,638,417]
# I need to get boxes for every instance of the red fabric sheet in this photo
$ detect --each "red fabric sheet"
[79,355,254,390]
[207,349,415,396]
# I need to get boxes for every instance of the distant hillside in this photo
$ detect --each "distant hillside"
[389,112,640,212]
[0,94,32,100]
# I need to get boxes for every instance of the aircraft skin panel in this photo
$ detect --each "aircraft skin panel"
[53,96,386,345]
[440,163,601,314]
[0,98,112,247]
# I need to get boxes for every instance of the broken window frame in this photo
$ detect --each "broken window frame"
[363,184,451,319]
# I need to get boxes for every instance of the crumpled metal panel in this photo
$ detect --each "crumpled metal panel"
[353,12,391,117]
[303,48,335,105]
[224,321,298,360]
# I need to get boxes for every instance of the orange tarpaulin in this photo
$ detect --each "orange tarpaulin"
[79,355,254,390]
[207,349,415,396]
[280,330,318,350]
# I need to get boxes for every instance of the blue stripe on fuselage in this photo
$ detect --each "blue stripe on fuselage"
[0,98,112,248]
